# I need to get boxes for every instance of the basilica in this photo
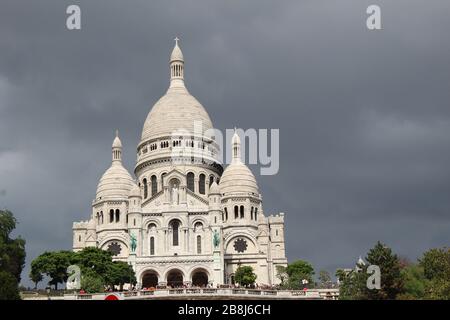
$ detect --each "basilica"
[72,40,287,288]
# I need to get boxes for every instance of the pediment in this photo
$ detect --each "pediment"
[163,168,186,187]
[186,191,209,210]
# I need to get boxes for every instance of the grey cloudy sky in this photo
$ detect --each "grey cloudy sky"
[1,0,450,286]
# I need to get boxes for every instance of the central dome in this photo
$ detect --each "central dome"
[140,40,213,144]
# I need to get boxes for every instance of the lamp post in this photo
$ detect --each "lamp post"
[46,286,51,300]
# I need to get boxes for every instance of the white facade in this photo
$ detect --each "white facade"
[72,40,287,288]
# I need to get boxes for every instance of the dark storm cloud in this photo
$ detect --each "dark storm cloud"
[1,0,450,286]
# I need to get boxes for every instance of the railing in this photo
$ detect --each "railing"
[291,290,307,296]
[232,289,246,295]
[63,288,339,300]
[169,289,185,295]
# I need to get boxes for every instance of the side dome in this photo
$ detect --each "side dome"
[219,130,259,196]
[95,132,134,201]
[96,165,134,200]
[219,162,259,196]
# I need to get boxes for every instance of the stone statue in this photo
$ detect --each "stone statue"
[130,233,137,253]
[213,229,220,249]
[171,184,179,204]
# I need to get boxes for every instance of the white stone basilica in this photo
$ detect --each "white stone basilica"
[72,40,287,288]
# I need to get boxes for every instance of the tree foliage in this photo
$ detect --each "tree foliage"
[285,260,315,289]
[275,265,288,288]
[30,250,75,289]
[419,247,450,299]
[30,247,136,292]
[80,271,105,293]
[397,264,428,300]
[338,241,404,300]
[106,261,136,290]
[366,241,404,299]
[0,210,26,300]
[234,266,257,287]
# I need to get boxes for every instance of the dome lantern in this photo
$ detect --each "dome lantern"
[231,129,242,164]
[169,37,185,89]
[112,130,122,163]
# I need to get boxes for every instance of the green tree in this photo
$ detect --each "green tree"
[30,250,75,289]
[338,269,369,300]
[0,210,26,300]
[285,260,315,289]
[106,261,136,291]
[74,247,114,277]
[234,266,257,287]
[29,268,43,289]
[30,247,137,292]
[366,241,404,300]
[398,263,428,299]
[0,270,21,300]
[419,247,450,299]
[275,265,288,288]
[81,271,105,293]
[337,242,404,300]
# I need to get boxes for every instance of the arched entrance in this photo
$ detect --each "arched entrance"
[167,269,184,288]
[192,269,208,287]
[142,271,158,289]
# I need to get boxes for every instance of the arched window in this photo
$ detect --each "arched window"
[197,235,202,254]
[170,220,180,246]
[199,174,206,194]
[143,178,148,199]
[78,235,81,242]
[276,229,279,236]
[234,206,239,219]
[250,207,254,220]
[224,208,228,221]
[109,209,114,223]
[194,222,203,232]
[115,209,120,222]
[187,172,195,192]
[150,237,155,255]
[240,206,244,219]
[209,175,214,187]
[148,223,157,232]
[100,211,103,224]
[254,208,258,220]
[151,175,157,196]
